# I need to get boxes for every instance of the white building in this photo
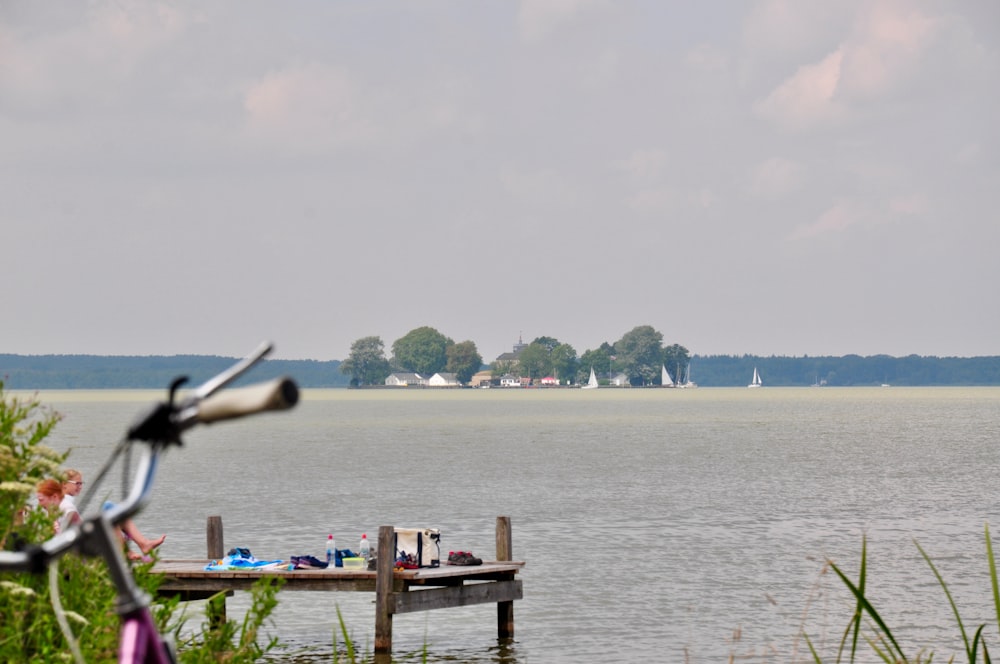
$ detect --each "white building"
[385,372,425,387]
[428,372,461,387]
[499,374,522,388]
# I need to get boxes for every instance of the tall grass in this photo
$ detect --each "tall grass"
[803,524,1000,663]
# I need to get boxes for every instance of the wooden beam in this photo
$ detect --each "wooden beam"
[391,580,522,614]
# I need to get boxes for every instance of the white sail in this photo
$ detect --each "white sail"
[661,364,674,387]
[681,363,697,388]
[582,367,599,389]
[748,367,762,388]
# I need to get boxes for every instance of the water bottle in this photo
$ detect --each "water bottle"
[360,533,371,563]
[326,534,335,565]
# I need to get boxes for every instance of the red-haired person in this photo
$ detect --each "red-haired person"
[35,479,65,534]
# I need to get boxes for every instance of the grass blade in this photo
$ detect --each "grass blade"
[914,539,971,660]
[828,559,908,662]
[987,522,1000,642]
[853,536,868,661]
[802,632,824,663]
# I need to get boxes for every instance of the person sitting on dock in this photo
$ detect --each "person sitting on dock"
[62,469,166,560]
[59,469,84,530]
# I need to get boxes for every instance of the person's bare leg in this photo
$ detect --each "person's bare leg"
[120,519,166,554]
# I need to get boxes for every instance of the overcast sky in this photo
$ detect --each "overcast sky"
[3,1,998,362]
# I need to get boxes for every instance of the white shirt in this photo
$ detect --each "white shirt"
[59,494,80,530]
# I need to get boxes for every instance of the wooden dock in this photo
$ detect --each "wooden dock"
[153,516,523,657]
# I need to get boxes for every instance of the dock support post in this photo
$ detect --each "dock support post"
[496,515,514,639]
[374,524,395,655]
[207,515,225,559]
[206,515,226,627]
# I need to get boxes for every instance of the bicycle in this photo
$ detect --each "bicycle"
[0,342,299,663]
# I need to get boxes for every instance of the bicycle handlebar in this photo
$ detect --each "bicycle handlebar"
[179,376,299,428]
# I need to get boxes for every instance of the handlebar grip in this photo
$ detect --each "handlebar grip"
[193,377,299,424]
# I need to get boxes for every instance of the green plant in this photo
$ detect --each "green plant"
[173,576,283,663]
[0,382,63,551]
[804,525,1000,663]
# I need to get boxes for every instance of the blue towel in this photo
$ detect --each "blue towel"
[204,554,283,571]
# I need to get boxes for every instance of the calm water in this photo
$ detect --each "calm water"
[30,387,1000,662]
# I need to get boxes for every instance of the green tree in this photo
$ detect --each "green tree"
[391,326,453,376]
[339,336,392,386]
[578,345,613,384]
[491,359,518,377]
[616,325,664,385]
[531,336,559,350]
[518,343,552,379]
[446,340,483,384]
[550,343,578,384]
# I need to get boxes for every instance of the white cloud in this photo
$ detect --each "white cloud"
[743,0,847,57]
[887,193,928,217]
[788,200,863,240]
[516,0,607,42]
[500,166,579,208]
[752,2,941,130]
[754,49,845,130]
[692,187,717,211]
[613,148,667,180]
[684,44,729,73]
[0,2,188,114]
[788,193,924,241]
[242,63,375,150]
[580,48,621,89]
[838,3,937,99]
[745,157,804,199]
[626,186,677,215]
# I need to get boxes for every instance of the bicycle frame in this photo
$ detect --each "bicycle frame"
[90,500,177,664]
[0,342,299,664]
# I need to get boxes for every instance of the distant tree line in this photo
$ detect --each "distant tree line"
[0,355,348,389]
[695,354,1000,387]
[3,340,1000,389]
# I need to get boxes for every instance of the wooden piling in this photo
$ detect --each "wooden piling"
[374,524,396,654]
[496,516,514,639]
[206,515,226,626]
[206,515,224,559]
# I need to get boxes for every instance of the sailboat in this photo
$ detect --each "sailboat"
[661,364,675,387]
[748,367,762,388]
[679,363,697,388]
[582,367,599,389]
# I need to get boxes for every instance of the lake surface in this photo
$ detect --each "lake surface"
[30,387,1000,662]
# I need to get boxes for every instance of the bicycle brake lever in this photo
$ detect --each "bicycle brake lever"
[126,401,180,444]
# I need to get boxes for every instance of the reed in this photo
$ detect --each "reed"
[803,524,1000,663]
[329,606,429,664]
